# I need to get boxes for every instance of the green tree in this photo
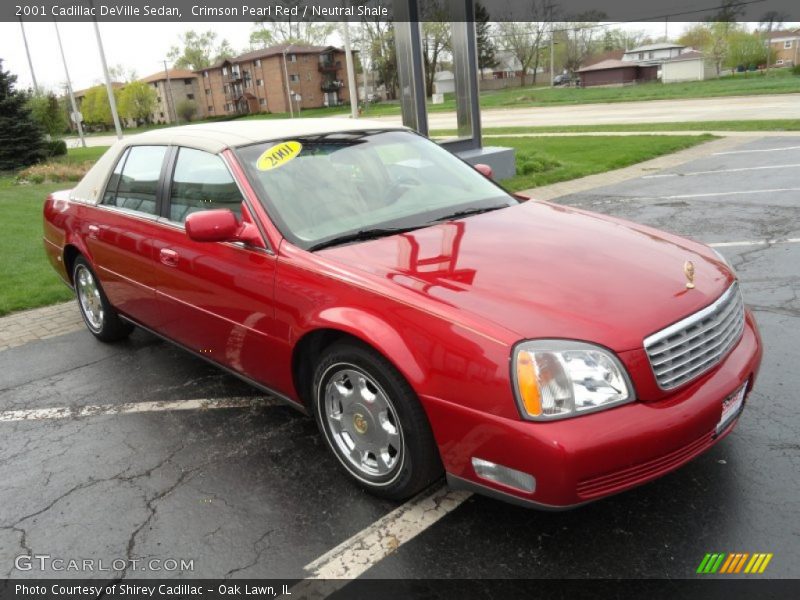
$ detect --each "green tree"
[118,80,157,124]
[249,24,274,49]
[168,30,236,70]
[475,2,497,78]
[27,91,68,138]
[176,99,198,122]
[0,60,46,170]
[81,85,115,128]
[727,30,770,70]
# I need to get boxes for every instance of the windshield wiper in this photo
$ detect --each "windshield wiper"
[309,225,425,251]
[433,204,509,222]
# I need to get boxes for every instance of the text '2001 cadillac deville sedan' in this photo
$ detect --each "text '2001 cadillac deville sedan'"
[43,120,762,508]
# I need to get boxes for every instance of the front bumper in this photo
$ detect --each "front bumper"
[423,310,763,508]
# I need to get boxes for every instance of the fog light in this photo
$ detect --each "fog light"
[471,457,536,493]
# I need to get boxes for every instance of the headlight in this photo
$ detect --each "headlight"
[512,340,635,421]
[711,248,737,275]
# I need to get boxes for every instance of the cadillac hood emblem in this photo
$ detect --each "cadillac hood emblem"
[684,260,696,289]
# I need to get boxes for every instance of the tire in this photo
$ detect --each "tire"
[72,256,133,342]
[312,340,443,500]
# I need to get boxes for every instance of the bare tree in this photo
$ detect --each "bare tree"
[359,13,397,99]
[558,17,604,75]
[497,1,557,87]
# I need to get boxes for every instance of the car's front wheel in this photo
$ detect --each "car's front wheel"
[312,341,442,500]
[73,256,133,342]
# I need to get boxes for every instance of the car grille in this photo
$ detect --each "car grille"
[644,283,745,390]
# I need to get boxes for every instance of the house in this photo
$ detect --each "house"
[433,70,455,94]
[766,28,800,67]
[660,51,715,83]
[139,69,204,124]
[622,42,687,64]
[577,59,658,87]
[198,43,353,116]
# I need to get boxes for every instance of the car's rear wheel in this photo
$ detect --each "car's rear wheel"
[73,257,133,342]
[312,341,442,500]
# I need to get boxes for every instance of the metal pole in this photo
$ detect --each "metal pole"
[282,48,294,117]
[54,22,85,148]
[90,5,123,139]
[360,22,369,111]
[163,61,179,123]
[18,18,39,91]
[550,26,555,87]
[341,20,359,118]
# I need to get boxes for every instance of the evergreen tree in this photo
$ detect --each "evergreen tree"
[475,3,497,78]
[0,60,46,171]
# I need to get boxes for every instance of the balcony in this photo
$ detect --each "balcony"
[321,80,344,93]
[318,59,341,73]
[224,72,243,84]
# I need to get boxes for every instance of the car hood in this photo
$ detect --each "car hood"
[319,201,734,351]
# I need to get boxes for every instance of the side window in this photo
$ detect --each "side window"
[169,147,243,223]
[102,148,128,204]
[102,145,166,216]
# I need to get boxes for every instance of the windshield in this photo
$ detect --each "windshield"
[235,130,516,249]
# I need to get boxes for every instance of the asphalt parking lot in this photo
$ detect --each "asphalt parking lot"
[1,136,798,584]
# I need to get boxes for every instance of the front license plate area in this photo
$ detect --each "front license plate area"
[716,383,747,435]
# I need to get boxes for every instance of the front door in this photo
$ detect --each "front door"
[150,146,284,389]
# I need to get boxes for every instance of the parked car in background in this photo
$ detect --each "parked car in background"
[43,120,762,508]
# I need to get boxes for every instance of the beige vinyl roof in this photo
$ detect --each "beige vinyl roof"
[70,118,407,204]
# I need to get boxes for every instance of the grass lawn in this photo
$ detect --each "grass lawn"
[497,134,715,192]
[0,176,74,316]
[1,136,711,315]
[432,119,800,136]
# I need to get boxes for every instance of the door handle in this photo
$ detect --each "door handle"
[159,248,179,267]
[87,224,100,239]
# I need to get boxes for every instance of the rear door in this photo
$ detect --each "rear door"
[150,146,285,389]
[86,145,169,327]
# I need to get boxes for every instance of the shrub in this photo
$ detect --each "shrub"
[517,153,562,176]
[792,65,800,76]
[16,161,93,184]
[46,139,68,157]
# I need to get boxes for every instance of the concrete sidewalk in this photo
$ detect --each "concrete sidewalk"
[0,301,81,352]
[519,135,751,201]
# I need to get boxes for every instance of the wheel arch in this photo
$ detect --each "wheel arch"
[291,309,426,410]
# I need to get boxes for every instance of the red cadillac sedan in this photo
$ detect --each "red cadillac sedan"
[43,120,762,508]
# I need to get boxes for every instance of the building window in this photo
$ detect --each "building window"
[784,40,793,49]
[203,71,209,78]
[208,106,214,112]
[255,59,261,67]
[307,72,312,81]
[159,112,164,118]
[259,98,266,106]
[257,79,264,87]
[289,54,297,62]
[205,88,211,96]
[156,96,161,102]
[776,59,784,65]
[184,78,193,84]
[222,67,228,76]
[290,74,300,82]
[186,93,194,100]
[223,84,229,94]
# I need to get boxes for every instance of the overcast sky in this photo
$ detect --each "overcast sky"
[0,19,762,93]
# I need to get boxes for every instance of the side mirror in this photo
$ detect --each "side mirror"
[474,163,493,179]
[185,209,241,243]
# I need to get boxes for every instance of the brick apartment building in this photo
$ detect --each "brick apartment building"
[766,28,800,67]
[199,43,353,116]
[140,69,205,124]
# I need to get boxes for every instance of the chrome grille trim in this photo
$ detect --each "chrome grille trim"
[644,283,745,390]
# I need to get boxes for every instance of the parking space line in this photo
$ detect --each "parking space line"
[288,484,471,597]
[0,396,279,423]
[642,164,800,179]
[710,238,800,248]
[713,145,800,155]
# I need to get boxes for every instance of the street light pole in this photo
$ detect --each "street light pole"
[163,60,179,123]
[341,20,359,118]
[18,18,39,91]
[550,25,555,87]
[282,47,294,118]
[54,22,86,148]
[90,2,123,140]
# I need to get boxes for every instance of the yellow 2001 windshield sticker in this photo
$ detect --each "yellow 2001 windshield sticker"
[256,141,302,171]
